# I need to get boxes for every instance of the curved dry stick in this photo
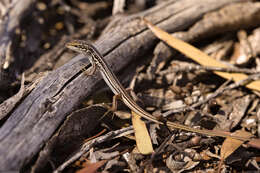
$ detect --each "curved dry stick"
[0,0,243,171]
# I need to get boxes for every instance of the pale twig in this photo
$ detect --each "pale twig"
[53,126,134,173]
[112,0,126,15]
[163,73,260,117]
[159,63,259,75]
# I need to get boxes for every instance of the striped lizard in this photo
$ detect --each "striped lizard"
[66,40,251,141]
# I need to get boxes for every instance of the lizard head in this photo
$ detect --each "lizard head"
[66,40,92,55]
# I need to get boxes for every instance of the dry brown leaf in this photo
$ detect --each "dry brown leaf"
[247,138,260,149]
[76,160,107,173]
[143,19,260,92]
[218,130,254,172]
[131,111,154,154]
[221,130,254,160]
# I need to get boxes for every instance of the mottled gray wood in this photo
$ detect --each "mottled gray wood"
[0,0,243,171]
[0,0,36,88]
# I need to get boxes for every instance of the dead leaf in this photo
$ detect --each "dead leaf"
[131,111,154,154]
[247,138,260,149]
[143,19,260,92]
[76,160,107,173]
[31,105,107,172]
[166,153,200,172]
[228,95,251,130]
[221,130,254,160]
[218,130,253,172]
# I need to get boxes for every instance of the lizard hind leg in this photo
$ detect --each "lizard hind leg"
[98,94,122,121]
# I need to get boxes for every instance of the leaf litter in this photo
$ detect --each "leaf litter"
[42,3,260,172]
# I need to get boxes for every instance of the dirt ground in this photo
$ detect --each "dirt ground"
[0,0,260,172]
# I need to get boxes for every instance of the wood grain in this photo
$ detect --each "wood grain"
[0,0,243,171]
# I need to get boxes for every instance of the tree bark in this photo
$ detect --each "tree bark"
[0,0,243,171]
[0,0,36,89]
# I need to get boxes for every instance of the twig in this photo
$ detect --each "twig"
[53,126,134,173]
[54,72,260,173]
[0,0,246,170]
[138,133,175,173]
[112,0,126,15]
[163,73,260,117]
[159,63,260,75]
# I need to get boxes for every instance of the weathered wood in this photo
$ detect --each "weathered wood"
[0,0,36,89]
[0,0,243,171]
[148,1,260,79]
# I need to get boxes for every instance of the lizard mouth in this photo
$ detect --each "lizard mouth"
[66,42,80,53]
